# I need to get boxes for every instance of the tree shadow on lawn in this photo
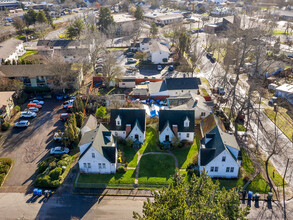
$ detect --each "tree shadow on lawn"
[78,169,136,185]
[139,127,163,155]
[138,154,175,185]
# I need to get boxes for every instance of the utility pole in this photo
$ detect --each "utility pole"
[283,158,289,220]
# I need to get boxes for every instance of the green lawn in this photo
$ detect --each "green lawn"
[264,108,293,141]
[264,161,286,187]
[241,148,255,177]
[247,174,270,193]
[18,50,38,61]
[107,48,128,51]
[200,88,209,97]
[216,178,245,189]
[236,124,247,132]
[173,138,200,169]
[78,169,135,184]
[138,154,175,185]
[118,142,138,167]
[139,127,163,154]
[272,30,293,35]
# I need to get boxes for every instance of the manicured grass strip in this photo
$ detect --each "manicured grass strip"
[78,169,135,184]
[241,148,255,177]
[127,153,138,167]
[272,30,293,35]
[247,174,270,194]
[138,154,175,185]
[18,50,38,60]
[107,48,128,51]
[173,138,200,169]
[216,178,245,189]
[264,108,293,141]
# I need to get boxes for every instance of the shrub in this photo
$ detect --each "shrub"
[38,156,56,173]
[0,158,12,166]
[0,173,5,185]
[35,175,51,187]
[117,166,126,174]
[57,160,68,167]
[49,167,63,180]
[1,122,10,131]
[124,162,128,167]
[0,164,10,174]
[14,105,21,112]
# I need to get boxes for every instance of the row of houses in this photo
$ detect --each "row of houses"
[78,108,241,179]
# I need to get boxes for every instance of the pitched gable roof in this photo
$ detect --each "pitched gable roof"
[159,110,195,133]
[110,108,146,132]
[79,123,116,163]
[149,40,170,53]
[165,78,201,90]
[200,125,239,166]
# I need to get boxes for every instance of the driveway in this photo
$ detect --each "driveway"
[0,99,64,192]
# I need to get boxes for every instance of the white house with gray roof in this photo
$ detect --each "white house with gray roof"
[79,123,118,174]
[159,110,195,144]
[199,124,241,178]
[110,109,146,143]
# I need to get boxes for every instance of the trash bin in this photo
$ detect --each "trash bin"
[242,190,247,200]
[255,193,260,202]
[37,189,42,196]
[268,192,273,201]
[33,188,38,196]
[248,191,253,200]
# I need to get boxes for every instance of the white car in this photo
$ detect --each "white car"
[30,100,44,105]
[14,120,30,127]
[50,146,70,155]
[28,107,39,113]
[53,132,68,141]
[20,111,37,118]
[62,99,74,108]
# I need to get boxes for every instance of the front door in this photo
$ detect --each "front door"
[135,134,139,140]
[165,135,169,141]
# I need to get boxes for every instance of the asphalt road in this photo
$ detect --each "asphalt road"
[0,193,145,220]
[0,99,65,192]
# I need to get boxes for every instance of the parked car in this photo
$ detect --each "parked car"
[157,65,163,71]
[20,111,37,118]
[97,58,103,64]
[169,65,174,71]
[62,100,74,108]
[50,146,70,155]
[217,87,225,96]
[35,104,42,109]
[127,58,137,64]
[30,100,44,105]
[28,107,39,113]
[14,120,30,128]
[53,132,68,141]
[268,97,277,106]
[206,53,216,63]
[56,94,64,100]
[27,103,37,108]
[126,52,135,58]
[60,113,69,121]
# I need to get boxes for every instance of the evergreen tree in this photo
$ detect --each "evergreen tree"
[150,22,158,37]
[95,106,107,119]
[72,95,84,113]
[133,171,250,219]
[23,9,37,27]
[134,5,143,20]
[178,32,190,57]
[36,11,48,23]
[65,18,84,40]
[98,7,114,33]
[64,113,79,148]
[75,111,84,128]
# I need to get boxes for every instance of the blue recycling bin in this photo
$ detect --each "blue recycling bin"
[248,191,253,200]
[33,188,38,196]
[37,189,42,196]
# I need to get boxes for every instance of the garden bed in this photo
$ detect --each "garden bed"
[0,158,12,186]
[34,154,72,188]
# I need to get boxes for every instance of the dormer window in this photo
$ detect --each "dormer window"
[184,117,190,127]
[115,115,121,126]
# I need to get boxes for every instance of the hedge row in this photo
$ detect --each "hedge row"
[0,158,12,186]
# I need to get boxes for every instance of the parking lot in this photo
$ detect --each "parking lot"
[0,99,66,192]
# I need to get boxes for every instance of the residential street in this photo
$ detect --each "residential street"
[0,99,63,192]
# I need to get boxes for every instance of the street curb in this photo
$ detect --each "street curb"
[71,191,153,197]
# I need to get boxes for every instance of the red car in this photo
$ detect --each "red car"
[60,113,69,121]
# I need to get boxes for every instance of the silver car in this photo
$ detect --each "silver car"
[14,120,30,127]
[50,146,70,155]
[20,111,37,118]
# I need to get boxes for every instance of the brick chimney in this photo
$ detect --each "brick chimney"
[126,124,131,137]
[172,124,178,136]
